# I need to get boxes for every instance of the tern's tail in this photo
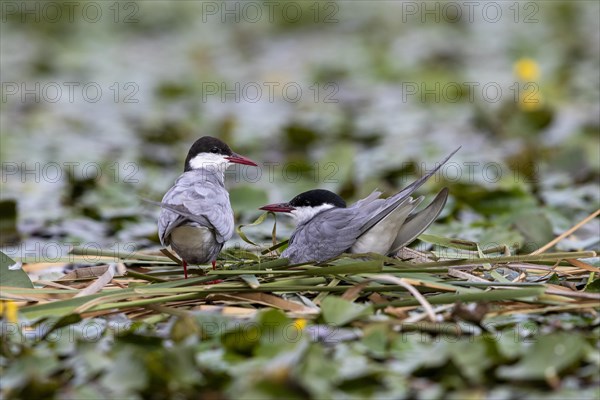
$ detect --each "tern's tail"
[358,147,460,237]
[387,188,449,255]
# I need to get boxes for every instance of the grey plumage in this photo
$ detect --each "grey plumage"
[149,136,257,277]
[282,193,388,263]
[271,148,459,264]
[157,169,234,265]
[389,188,448,254]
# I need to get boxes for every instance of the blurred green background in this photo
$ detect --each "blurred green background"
[1,0,599,255]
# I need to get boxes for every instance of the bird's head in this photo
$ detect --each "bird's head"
[260,189,346,224]
[184,136,257,173]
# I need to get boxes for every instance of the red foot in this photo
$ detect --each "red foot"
[204,261,219,284]
[183,261,188,279]
[202,279,223,285]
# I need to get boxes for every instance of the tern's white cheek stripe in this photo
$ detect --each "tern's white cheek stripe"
[188,153,229,171]
[290,204,335,224]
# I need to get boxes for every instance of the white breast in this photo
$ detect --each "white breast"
[350,199,418,254]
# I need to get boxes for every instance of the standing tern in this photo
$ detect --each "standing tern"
[152,136,257,278]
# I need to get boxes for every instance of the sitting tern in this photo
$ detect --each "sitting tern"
[259,148,459,264]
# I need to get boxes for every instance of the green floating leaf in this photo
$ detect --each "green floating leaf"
[255,309,296,357]
[361,324,389,359]
[221,325,260,356]
[229,186,268,213]
[320,296,373,326]
[41,314,83,340]
[447,338,496,384]
[547,273,561,285]
[170,315,200,343]
[0,251,33,288]
[513,210,555,253]
[99,347,148,394]
[496,332,587,380]
[584,278,600,293]
[319,142,355,191]
[221,311,278,357]
[0,200,19,245]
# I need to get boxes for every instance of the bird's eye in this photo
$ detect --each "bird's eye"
[210,147,220,153]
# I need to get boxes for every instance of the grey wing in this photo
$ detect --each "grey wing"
[157,203,187,246]
[154,175,234,246]
[352,190,383,208]
[388,188,449,254]
[283,207,375,263]
[357,147,459,238]
[154,200,212,245]
[183,182,234,242]
[283,190,390,263]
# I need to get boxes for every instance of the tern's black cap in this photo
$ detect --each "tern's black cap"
[288,189,347,208]
[184,136,233,171]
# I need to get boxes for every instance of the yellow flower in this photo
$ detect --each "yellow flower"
[293,318,307,331]
[0,300,19,323]
[514,58,540,81]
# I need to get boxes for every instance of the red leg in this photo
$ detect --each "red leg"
[202,260,221,284]
[183,261,188,279]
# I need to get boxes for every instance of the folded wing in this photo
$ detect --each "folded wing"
[151,172,234,246]
[388,187,449,255]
